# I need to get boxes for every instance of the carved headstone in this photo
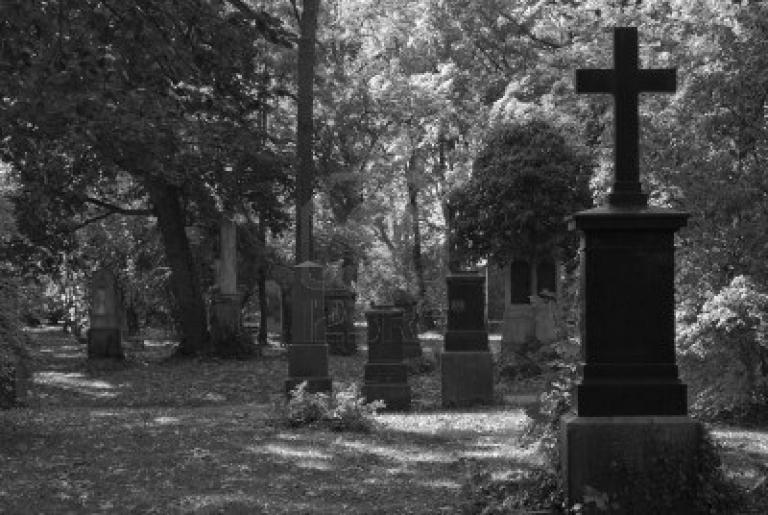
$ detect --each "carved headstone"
[325,287,357,355]
[362,305,410,411]
[285,262,331,394]
[441,271,494,407]
[87,269,123,359]
[392,290,422,358]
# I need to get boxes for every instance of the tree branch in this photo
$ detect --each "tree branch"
[83,195,154,215]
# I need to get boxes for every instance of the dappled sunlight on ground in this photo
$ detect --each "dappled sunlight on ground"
[33,372,117,398]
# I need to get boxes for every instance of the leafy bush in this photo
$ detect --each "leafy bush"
[678,275,768,423]
[0,275,32,408]
[286,381,384,432]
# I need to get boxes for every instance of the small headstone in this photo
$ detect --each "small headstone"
[87,269,123,359]
[362,305,411,411]
[441,271,494,407]
[325,287,357,355]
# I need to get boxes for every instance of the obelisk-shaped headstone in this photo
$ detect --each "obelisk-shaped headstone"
[210,217,245,355]
[561,27,702,512]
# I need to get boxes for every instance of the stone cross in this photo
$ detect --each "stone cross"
[576,27,676,206]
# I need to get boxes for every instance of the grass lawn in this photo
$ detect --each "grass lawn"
[2,327,768,514]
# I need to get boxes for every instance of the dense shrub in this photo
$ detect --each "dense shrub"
[0,275,32,408]
[286,381,384,432]
[678,275,768,423]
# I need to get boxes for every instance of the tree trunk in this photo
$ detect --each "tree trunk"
[257,219,268,347]
[295,0,320,264]
[407,153,427,305]
[144,178,211,356]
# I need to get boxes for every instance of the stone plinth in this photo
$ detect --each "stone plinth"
[442,272,494,408]
[393,295,422,358]
[285,262,331,394]
[325,288,357,356]
[562,416,704,514]
[87,269,123,359]
[573,207,688,416]
[363,306,410,411]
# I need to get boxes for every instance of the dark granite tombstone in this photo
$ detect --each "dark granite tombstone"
[362,305,411,411]
[325,287,357,355]
[392,290,422,358]
[441,271,494,407]
[87,269,124,359]
[561,27,701,513]
[285,262,331,394]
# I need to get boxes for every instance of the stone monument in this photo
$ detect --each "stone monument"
[325,287,357,355]
[441,271,494,407]
[209,217,244,354]
[87,268,124,359]
[285,262,331,394]
[561,27,701,512]
[362,305,411,411]
[393,290,422,358]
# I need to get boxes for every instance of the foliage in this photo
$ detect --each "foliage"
[678,275,768,424]
[0,275,33,408]
[450,118,592,266]
[286,381,384,432]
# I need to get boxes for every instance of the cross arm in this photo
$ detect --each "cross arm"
[575,69,614,94]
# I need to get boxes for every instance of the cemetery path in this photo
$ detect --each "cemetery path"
[1,327,540,514]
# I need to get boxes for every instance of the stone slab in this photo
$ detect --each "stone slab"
[441,351,494,408]
[287,343,329,377]
[561,415,703,514]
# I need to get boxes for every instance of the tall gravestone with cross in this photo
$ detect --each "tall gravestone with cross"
[561,28,702,512]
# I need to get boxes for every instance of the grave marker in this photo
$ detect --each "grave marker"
[562,27,700,512]
[87,268,124,359]
[441,271,493,407]
[362,305,411,411]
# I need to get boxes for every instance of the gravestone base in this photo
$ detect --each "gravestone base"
[561,415,703,514]
[87,328,123,359]
[441,351,494,408]
[363,363,410,411]
[285,343,332,395]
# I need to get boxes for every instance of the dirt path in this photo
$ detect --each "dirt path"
[1,328,540,514]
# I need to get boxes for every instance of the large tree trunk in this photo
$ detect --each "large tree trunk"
[144,178,211,356]
[295,0,320,264]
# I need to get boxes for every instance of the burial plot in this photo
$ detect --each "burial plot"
[561,27,701,513]
[285,262,331,394]
[441,271,493,407]
[87,268,124,359]
[362,305,411,411]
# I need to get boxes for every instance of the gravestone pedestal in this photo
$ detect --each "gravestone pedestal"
[285,262,331,394]
[561,207,699,511]
[87,269,124,359]
[363,306,411,411]
[441,272,494,408]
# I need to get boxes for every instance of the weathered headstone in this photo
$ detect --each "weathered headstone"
[362,305,411,411]
[392,290,422,358]
[209,217,244,354]
[561,27,701,512]
[441,271,494,407]
[285,262,331,394]
[87,268,124,359]
[325,287,357,355]
[265,279,283,337]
